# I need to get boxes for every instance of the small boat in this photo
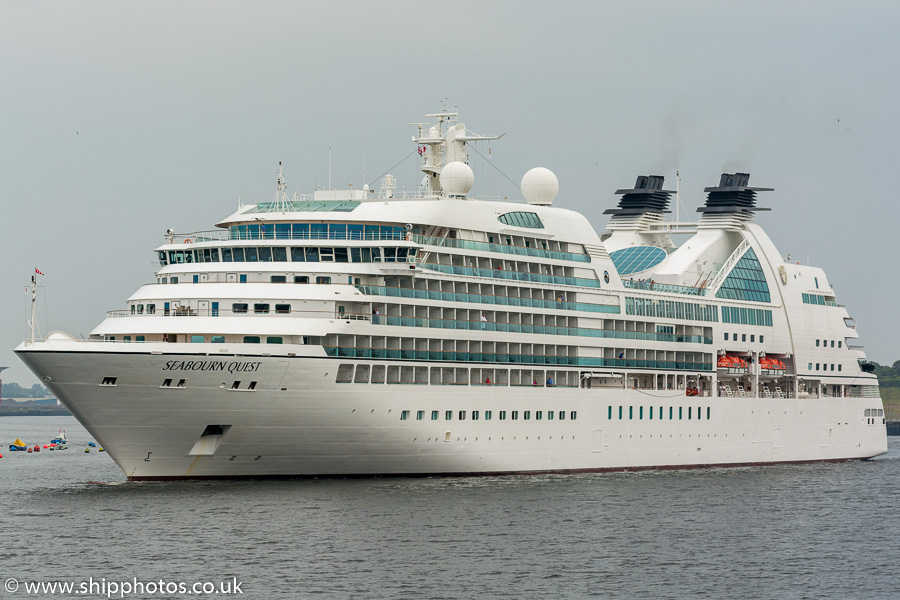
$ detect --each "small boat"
[50,430,67,445]
[9,438,27,451]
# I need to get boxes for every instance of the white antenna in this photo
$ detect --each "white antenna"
[271,162,290,212]
[675,170,681,223]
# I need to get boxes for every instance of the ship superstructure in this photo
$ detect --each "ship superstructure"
[15,110,886,479]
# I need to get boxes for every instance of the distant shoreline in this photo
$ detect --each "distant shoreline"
[0,407,72,417]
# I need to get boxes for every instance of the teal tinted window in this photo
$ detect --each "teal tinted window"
[498,211,544,229]
[191,335,204,343]
[610,246,667,275]
[243,336,260,343]
[716,247,770,303]
[211,335,225,343]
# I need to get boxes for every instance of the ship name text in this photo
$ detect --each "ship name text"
[162,360,262,373]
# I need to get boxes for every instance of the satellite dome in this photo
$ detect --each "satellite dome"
[521,167,558,205]
[439,161,475,197]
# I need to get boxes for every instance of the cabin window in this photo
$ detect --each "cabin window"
[400,410,409,421]
[243,336,260,343]
[266,337,283,344]
[294,276,309,284]
[570,411,577,420]
[191,335,204,343]
[485,410,492,420]
[548,411,554,420]
[472,411,479,420]
[275,304,291,314]
[100,377,117,386]
[211,336,224,343]
[316,276,331,284]
[270,275,286,283]
[512,411,518,420]
[500,411,507,420]
[431,410,438,420]
[524,411,530,420]
[459,411,466,420]
[416,410,424,421]
[254,303,270,313]
[536,410,542,420]
[233,303,248,314]
[445,410,452,421]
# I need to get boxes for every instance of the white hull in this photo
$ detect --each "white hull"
[17,345,888,480]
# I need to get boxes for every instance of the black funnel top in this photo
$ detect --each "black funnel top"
[697,172,773,215]
[604,175,674,216]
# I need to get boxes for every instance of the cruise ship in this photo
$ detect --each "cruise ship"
[15,110,887,480]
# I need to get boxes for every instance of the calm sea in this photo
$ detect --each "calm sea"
[1,416,897,600]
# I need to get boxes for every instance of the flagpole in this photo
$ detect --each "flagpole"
[30,268,38,344]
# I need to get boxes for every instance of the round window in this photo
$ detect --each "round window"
[603,270,610,284]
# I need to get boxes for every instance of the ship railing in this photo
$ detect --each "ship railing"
[323,346,713,371]
[167,230,420,245]
[412,234,591,263]
[420,263,602,288]
[355,285,621,314]
[622,279,707,296]
[104,308,712,345]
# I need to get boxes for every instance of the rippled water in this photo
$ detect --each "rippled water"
[1,416,897,599]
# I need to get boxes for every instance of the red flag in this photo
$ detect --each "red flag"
[35,268,44,276]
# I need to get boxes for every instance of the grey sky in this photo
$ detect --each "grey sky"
[1,1,898,384]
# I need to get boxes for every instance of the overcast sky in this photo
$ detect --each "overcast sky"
[1,1,898,385]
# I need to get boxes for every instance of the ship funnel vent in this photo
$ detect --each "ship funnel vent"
[697,172,773,216]
[604,174,674,217]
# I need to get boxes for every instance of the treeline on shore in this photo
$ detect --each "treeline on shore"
[1,382,51,398]
[872,362,900,387]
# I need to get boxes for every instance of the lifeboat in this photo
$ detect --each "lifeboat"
[9,438,27,452]
[717,354,748,373]
[759,357,786,374]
